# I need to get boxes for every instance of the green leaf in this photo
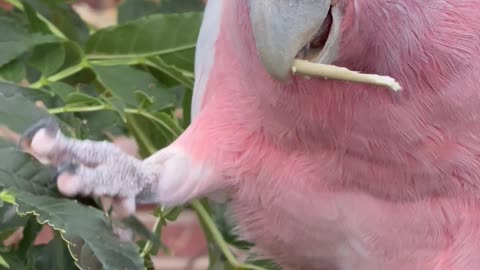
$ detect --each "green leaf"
[0,59,25,83]
[29,43,66,76]
[23,0,89,44]
[29,232,77,270]
[0,204,27,244]
[86,12,203,60]
[0,16,58,67]
[0,82,54,132]
[93,65,176,112]
[9,191,145,270]
[210,202,254,250]
[0,192,15,205]
[107,97,127,122]
[0,252,27,270]
[135,91,155,109]
[48,81,75,101]
[61,41,85,69]
[245,257,282,270]
[0,82,78,139]
[126,111,181,158]
[64,92,102,106]
[160,49,195,72]
[0,82,68,193]
[0,82,144,269]
[0,143,57,197]
[120,216,162,253]
[42,0,76,4]
[118,0,204,23]
[18,216,42,258]
[79,111,125,141]
[0,255,9,269]
[164,206,183,221]
[182,87,192,127]
[142,254,155,270]
[147,56,193,89]
[0,205,26,232]
[22,0,51,34]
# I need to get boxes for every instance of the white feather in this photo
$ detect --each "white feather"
[191,0,223,120]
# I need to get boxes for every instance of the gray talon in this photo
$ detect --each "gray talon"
[19,117,59,149]
[57,163,79,175]
[55,163,80,183]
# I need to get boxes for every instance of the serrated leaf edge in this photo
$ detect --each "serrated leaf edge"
[0,189,105,270]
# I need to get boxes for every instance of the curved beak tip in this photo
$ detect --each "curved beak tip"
[249,0,332,82]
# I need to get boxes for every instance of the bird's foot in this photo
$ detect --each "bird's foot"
[20,118,162,240]
[20,118,218,232]
[20,118,156,200]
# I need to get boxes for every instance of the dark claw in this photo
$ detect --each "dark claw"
[18,117,59,149]
[56,163,79,177]
[136,184,159,205]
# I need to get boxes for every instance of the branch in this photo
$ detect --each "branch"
[292,59,402,91]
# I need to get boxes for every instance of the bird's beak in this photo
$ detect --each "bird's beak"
[249,0,338,82]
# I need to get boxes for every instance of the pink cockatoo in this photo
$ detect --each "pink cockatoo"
[20,0,480,269]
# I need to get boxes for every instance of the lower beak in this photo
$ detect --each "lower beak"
[249,0,332,82]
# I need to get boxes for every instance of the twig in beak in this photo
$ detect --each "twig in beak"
[292,59,402,91]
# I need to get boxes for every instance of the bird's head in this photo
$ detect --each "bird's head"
[193,0,443,118]
[192,0,373,118]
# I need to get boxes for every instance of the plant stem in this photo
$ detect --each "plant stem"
[140,210,163,257]
[48,104,108,114]
[89,58,143,66]
[191,201,266,270]
[191,201,236,263]
[126,114,157,161]
[30,62,88,88]
[124,109,183,137]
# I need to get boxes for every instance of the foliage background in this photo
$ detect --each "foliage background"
[0,0,280,269]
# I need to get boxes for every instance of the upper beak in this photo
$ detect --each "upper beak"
[249,0,332,82]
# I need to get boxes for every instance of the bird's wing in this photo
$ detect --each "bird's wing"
[191,0,223,120]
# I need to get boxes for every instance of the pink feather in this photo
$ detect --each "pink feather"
[176,1,480,269]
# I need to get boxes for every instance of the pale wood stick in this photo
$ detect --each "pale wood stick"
[292,59,402,91]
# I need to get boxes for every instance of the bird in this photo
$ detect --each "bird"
[19,0,480,269]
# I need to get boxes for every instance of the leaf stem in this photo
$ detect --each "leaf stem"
[48,104,108,114]
[30,62,88,88]
[86,44,196,61]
